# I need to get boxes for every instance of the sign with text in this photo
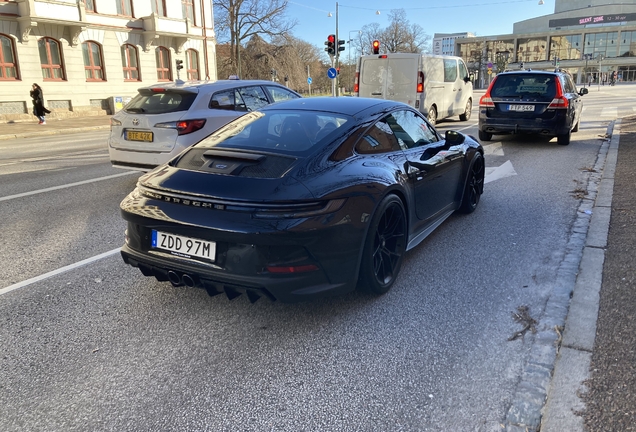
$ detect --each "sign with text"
[549,13,636,28]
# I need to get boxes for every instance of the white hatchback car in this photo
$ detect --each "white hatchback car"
[108,80,301,171]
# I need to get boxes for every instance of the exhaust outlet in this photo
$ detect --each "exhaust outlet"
[167,270,183,287]
[182,274,196,288]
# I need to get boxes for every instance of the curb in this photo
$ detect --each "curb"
[503,121,615,431]
[0,125,110,141]
[540,120,619,431]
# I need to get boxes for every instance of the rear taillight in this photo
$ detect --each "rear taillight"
[154,119,206,135]
[266,264,319,274]
[354,72,359,94]
[547,79,568,108]
[479,78,497,108]
[417,71,424,93]
[110,118,122,127]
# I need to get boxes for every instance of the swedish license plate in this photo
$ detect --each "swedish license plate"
[126,130,154,142]
[151,230,216,262]
[509,104,534,112]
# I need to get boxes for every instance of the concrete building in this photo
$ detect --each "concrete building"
[455,0,636,88]
[0,0,217,122]
[432,32,475,56]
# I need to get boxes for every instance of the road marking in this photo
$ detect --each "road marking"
[485,160,517,184]
[0,171,138,202]
[0,248,120,296]
[483,142,504,156]
[600,107,618,117]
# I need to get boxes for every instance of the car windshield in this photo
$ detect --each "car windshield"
[491,74,557,99]
[124,89,198,114]
[194,110,353,155]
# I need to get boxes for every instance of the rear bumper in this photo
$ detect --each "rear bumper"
[479,110,572,136]
[108,146,177,171]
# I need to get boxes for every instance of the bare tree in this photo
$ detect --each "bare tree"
[355,9,430,55]
[213,0,297,77]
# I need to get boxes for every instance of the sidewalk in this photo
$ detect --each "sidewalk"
[0,115,111,141]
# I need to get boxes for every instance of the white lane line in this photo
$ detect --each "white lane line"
[600,107,618,118]
[0,248,120,296]
[0,171,138,202]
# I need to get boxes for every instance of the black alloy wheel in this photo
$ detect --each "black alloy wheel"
[459,153,485,214]
[459,99,472,121]
[359,195,407,295]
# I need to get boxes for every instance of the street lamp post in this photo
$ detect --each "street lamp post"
[583,53,593,87]
[597,54,605,91]
[348,30,360,95]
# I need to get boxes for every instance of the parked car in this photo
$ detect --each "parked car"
[119,97,484,303]
[478,70,588,145]
[108,80,301,171]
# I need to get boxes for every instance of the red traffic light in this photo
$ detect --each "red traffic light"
[372,40,380,54]
[328,34,335,43]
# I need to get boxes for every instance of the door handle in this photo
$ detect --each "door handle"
[371,92,382,95]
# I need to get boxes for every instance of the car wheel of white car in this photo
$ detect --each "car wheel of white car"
[428,106,437,125]
[459,99,472,121]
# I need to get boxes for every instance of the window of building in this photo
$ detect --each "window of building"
[185,48,199,80]
[116,0,133,16]
[151,0,166,17]
[38,37,65,81]
[121,44,140,81]
[618,31,636,57]
[82,41,105,81]
[584,32,618,59]
[0,34,18,80]
[182,0,195,25]
[516,37,547,63]
[549,35,582,61]
[155,46,171,81]
[84,0,96,12]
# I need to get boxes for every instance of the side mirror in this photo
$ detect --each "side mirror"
[463,75,471,83]
[445,130,465,145]
[579,87,589,96]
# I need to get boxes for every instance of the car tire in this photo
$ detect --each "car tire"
[557,129,571,145]
[459,99,472,121]
[359,195,407,295]
[459,153,485,214]
[428,106,437,125]
[572,119,580,133]
[478,129,492,141]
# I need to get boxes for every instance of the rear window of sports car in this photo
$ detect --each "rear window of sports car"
[491,74,557,99]
[194,110,353,156]
[124,89,198,114]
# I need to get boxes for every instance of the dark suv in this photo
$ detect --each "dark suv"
[478,70,588,145]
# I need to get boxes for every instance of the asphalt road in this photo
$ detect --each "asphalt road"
[0,89,631,431]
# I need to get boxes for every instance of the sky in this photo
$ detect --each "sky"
[285,0,553,54]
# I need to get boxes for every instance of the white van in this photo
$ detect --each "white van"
[354,53,473,124]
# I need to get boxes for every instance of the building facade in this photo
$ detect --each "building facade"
[0,0,217,121]
[432,32,475,56]
[455,1,636,88]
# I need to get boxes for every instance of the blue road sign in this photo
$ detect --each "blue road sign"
[307,77,313,84]
[327,67,337,79]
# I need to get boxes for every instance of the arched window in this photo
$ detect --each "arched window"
[185,49,199,80]
[38,37,65,81]
[0,34,19,80]
[82,41,105,81]
[155,46,171,81]
[121,44,140,81]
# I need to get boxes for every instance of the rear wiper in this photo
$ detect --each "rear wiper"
[126,107,145,113]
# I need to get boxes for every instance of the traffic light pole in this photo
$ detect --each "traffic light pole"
[335,1,339,97]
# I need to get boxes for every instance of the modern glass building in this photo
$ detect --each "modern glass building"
[455,1,636,88]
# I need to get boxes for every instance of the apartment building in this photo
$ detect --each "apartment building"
[0,0,217,120]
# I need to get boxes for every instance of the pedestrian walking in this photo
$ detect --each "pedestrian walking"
[30,83,51,125]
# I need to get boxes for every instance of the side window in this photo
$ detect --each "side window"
[355,118,400,155]
[210,90,237,111]
[459,60,469,80]
[238,86,269,111]
[386,110,439,150]
[267,85,300,102]
[443,59,458,82]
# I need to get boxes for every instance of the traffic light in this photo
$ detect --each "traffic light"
[336,67,340,75]
[176,59,183,70]
[372,40,380,54]
[325,34,336,56]
[338,39,345,53]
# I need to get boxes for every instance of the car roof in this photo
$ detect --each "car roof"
[138,80,289,92]
[500,70,561,76]
[260,97,400,116]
